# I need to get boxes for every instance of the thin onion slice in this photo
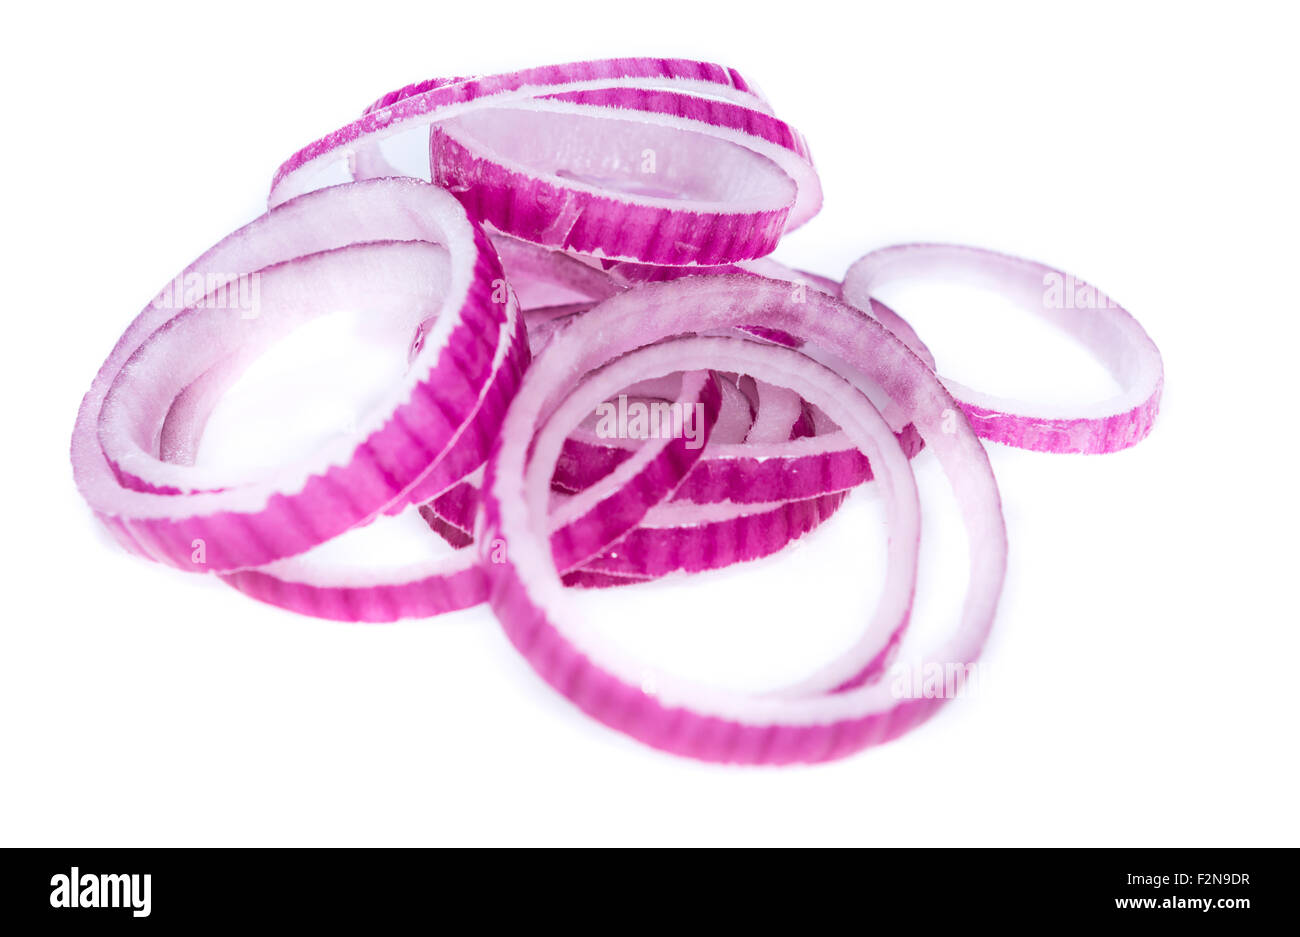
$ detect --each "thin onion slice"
[429,105,796,265]
[272,58,781,208]
[843,243,1163,453]
[533,88,820,230]
[543,364,722,572]
[139,268,526,623]
[577,491,849,580]
[481,276,1002,763]
[518,332,921,699]
[347,70,824,236]
[221,529,489,622]
[72,179,507,572]
[551,323,928,506]
[491,233,622,308]
[426,479,848,585]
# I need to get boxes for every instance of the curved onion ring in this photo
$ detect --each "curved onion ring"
[346,73,822,237]
[551,296,931,505]
[221,545,489,623]
[577,491,849,580]
[272,58,797,210]
[481,276,1005,763]
[143,271,528,622]
[843,243,1163,454]
[425,478,849,586]
[72,179,508,573]
[429,105,796,265]
[519,333,920,697]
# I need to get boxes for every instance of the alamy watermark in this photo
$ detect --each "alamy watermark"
[1042,271,1119,310]
[50,867,151,918]
[889,660,990,699]
[594,394,706,449]
[153,271,262,319]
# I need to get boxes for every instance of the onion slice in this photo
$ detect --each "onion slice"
[220,526,489,622]
[272,58,782,208]
[71,179,508,572]
[843,243,1163,453]
[542,364,722,572]
[482,276,1004,763]
[577,491,849,580]
[429,105,797,265]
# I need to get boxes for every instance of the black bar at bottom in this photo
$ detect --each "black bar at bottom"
[0,847,1284,927]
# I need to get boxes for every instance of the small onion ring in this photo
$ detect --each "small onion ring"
[843,243,1163,454]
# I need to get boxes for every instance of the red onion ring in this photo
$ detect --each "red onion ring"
[523,333,920,694]
[576,491,849,580]
[72,179,508,572]
[347,70,824,238]
[549,296,930,506]
[530,88,821,230]
[843,243,1163,453]
[273,58,790,209]
[543,365,722,572]
[427,105,797,265]
[482,276,1002,763]
[220,537,489,623]
[143,267,527,620]
[427,478,848,586]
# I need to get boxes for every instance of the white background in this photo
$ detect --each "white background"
[3,1,1297,846]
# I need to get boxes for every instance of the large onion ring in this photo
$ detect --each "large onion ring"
[481,276,1006,764]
